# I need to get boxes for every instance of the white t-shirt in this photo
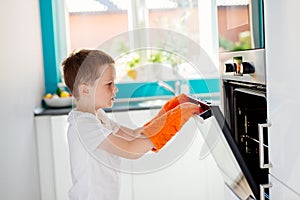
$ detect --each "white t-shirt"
[67,109,121,200]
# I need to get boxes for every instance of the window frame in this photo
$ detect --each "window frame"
[39,0,68,93]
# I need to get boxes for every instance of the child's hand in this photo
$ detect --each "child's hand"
[143,102,203,152]
[157,93,190,116]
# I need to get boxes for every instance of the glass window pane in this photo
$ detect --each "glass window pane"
[65,0,129,50]
[147,0,199,43]
[64,0,206,83]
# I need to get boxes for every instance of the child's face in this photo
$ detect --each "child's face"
[93,65,118,109]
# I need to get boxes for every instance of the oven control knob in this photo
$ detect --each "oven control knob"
[242,62,255,74]
[225,63,235,72]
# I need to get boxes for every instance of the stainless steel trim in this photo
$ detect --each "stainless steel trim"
[227,81,262,88]
[260,184,272,200]
[219,49,266,84]
[234,88,266,98]
[258,123,272,169]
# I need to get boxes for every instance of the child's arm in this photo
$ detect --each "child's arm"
[98,129,153,159]
[98,102,201,159]
[113,126,144,141]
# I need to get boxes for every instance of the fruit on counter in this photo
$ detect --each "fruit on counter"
[44,93,52,99]
[60,91,70,98]
[44,90,71,99]
[56,84,71,97]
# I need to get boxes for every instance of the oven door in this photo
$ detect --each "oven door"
[197,105,267,200]
[233,88,269,189]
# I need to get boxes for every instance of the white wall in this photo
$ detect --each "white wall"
[0,0,44,199]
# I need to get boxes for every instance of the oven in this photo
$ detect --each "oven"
[222,77,270,200]
[217,48,271,200]
[194,1,271,199]
[194,48,271,200]
[212,0,271,199]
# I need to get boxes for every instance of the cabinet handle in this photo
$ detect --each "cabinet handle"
[258,123,272,169]
[260,183,272,200]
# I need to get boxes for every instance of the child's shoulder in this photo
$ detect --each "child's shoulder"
[69,109,96,117]
[67,109,97,123]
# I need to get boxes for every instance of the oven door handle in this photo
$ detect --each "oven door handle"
[260,183,272,200]
[258,123,272,169]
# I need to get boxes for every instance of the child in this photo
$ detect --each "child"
[62,49,202,200]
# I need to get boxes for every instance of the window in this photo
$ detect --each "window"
[65,0,129,50]
[64,0,202,83]
[40,0,219,91]
[65,0,199,49]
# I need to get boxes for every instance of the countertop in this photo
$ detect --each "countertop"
[34,94,220,116]
[34,96,171,116]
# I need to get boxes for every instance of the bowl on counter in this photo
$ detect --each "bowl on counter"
[43,97,74,108]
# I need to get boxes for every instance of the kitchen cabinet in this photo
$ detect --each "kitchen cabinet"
[34,113,135,200]
[35,108,225,200]
[34,112,136,200]
[268,175,300,200]
[35,115,71,200]
[265,0,300,199]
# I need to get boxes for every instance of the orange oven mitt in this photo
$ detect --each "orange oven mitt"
[144,94,190,126]
[157,93,190,116]
[143,93,191,128]
[143,102,203,152]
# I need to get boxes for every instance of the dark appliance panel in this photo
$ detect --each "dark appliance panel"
[222,79,270,200]
[234,87,269,190]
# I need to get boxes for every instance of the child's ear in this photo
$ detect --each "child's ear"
[79,83,90,96]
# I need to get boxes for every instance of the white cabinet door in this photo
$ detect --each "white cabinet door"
[51,116,72,200]
[35,115,71,200]
[265,0,300,197]
[107,109,158,200]
[269,175,300,200]
[35,116,56,200]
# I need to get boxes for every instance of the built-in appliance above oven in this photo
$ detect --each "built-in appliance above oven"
[217,0,265,53]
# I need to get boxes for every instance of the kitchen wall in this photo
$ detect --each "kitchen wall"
[0,0,44,199]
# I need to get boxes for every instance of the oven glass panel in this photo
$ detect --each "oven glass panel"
[234,89,269,193]
[221,80,269,199]
[217,0,264,52]
[198,106,258,199]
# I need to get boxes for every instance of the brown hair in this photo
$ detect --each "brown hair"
[62,49,115,99]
